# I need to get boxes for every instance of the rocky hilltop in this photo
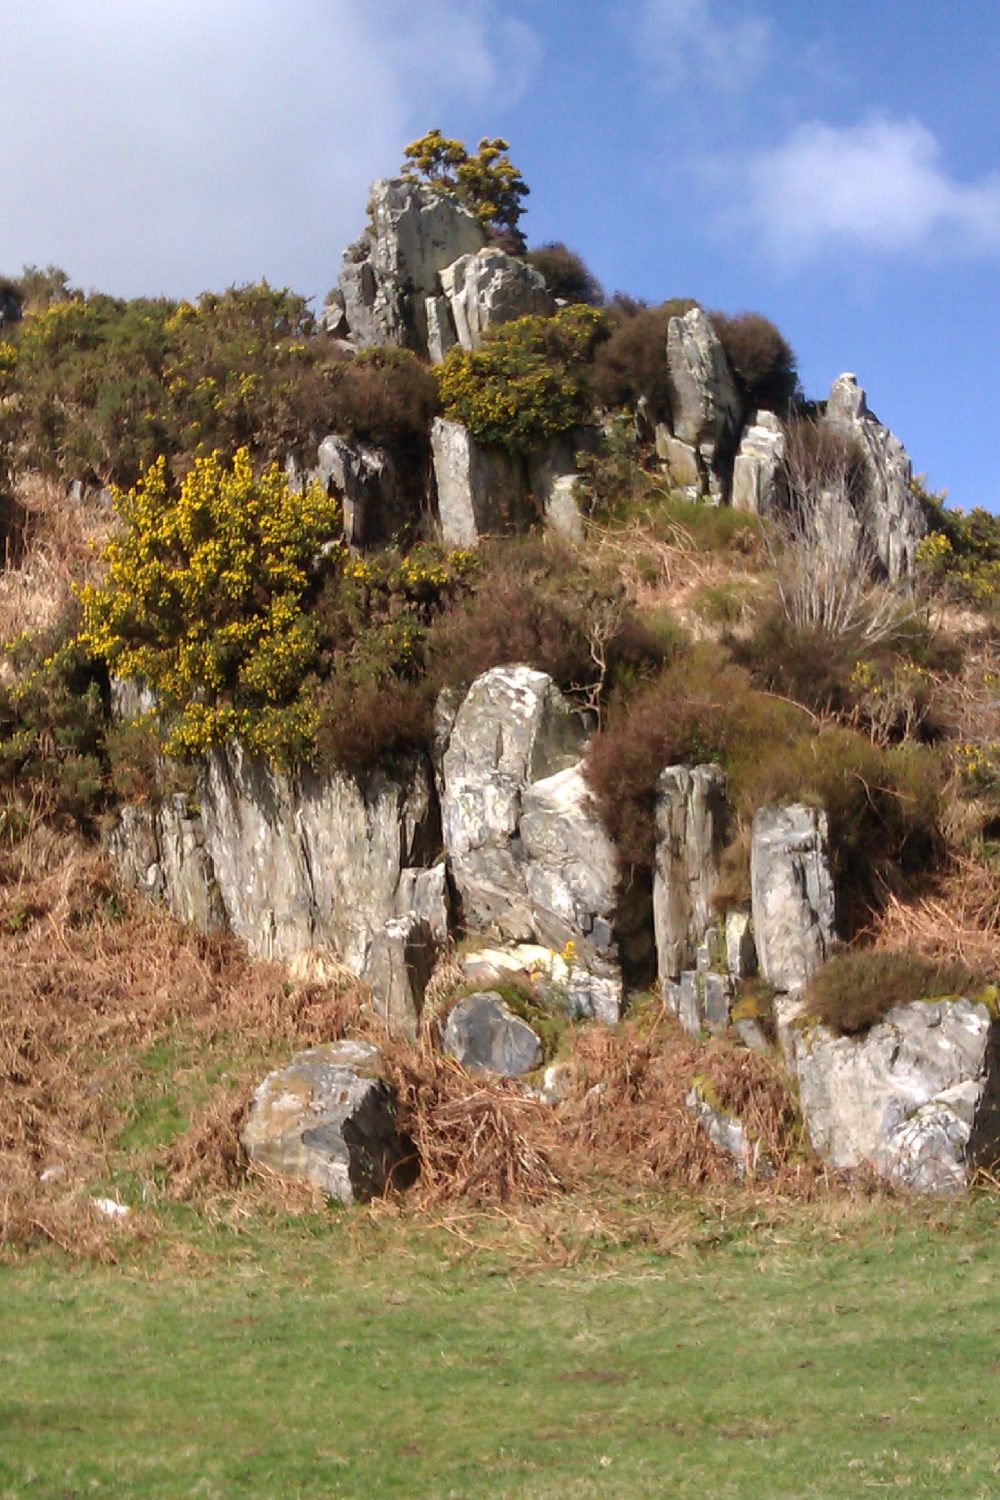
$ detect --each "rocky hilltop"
[3,157,999,1229]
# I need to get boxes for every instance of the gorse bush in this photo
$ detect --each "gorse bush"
[1,282,437,491]
[437,305,605,452]
[399,130,529,250]
[76,449,342,762]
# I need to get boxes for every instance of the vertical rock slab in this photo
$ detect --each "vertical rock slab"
[519,763,620,957]
[439,666,585,940]
[665,307,743,485]
[731,410,786,516]
[200,742,437,972]
[338,178,486,354]
[751,804,834,992]
[439,247,553,351]
[316,434,403,549]
[823,373,926,582]
[794,999,1000,1193]
[654,764,728,984]
[430,417,529,547]
[107,797,226,934]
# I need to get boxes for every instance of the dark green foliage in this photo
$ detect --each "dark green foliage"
[0,616,107,828]
[709,311,798,414]
[804,948,980,1036]
[914,481,1000,608]
[589,299,697,420]
[525,243,603,306]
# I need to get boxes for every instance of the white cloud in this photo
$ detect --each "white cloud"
[633,0,771,93]
[739,115,1000,264]
[0,0,541,300]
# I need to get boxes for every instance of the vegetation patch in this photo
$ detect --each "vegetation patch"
[803,947,982,1036]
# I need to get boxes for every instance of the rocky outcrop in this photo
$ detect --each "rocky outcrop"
[823,373,926,582]
[316,434,404,549]
[731,411,786,515]
[241,1041,409,1203]
[443,991,543,1077]
[200,741,437,978]
[653,764,728,984]
[751,805,834,992]
[794,999,1000,1193]
[107,796,225,933]
[337,178,486,354]
[439,666,587,940]
[655,428,701,497]
[665,308,743,495]
[430,418,529,547]
[437,247,553,354]
[519,764,620,956]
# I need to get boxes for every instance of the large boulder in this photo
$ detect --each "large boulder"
[731,411,786,515]
[794,999,1000,1193]
[665,308,743,488]
[338,178,486,354]
[751,805,834,992]
[241,1041,409,1203]
[316,434,404,549]
[443,991,543,1077]
[430,417,528,547]
[439,666,586,940]
[438,247,553,354]
[823,373,926,582]
[200,742,437,978]
[653,764,728,984]
[519,764,620,957]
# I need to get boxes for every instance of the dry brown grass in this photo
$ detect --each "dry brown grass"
[0,821,368,1252]
[868,851,1000,975]
[0,472,111,641]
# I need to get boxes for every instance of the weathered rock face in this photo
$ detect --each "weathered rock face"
[439,666,587,940]
[526,427,598,543]
[794,1000,1000,1193]
[443,991,543,1077]
[107,796,225,934]
[200,741,437,978]
[823,373,926,582]
[367,914,439,1040]
[438,247,553,354]
[751,805,834,992]
[519,764,620,956]
[241,1041,409,1203]
[338,179,486,354]
[654,764,728,984]
[665,308,743,489]
[430,418,528,547]
[731,411,786,516]
[655,428,701,496]
[316,434,404,549]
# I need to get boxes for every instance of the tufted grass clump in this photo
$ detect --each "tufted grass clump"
[803,947,981,1036]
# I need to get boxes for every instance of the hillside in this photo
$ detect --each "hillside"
[3,139,1000,1256]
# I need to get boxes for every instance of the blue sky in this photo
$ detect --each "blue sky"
[2,0,998,510]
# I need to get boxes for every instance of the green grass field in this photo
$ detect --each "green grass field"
[3,1197,1000,1499]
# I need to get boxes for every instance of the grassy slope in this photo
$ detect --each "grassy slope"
[3,1203,1000,1499]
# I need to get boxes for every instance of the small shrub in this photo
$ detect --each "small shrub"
[437,305,605,452]
[525,243,603,305]
[589,299,696,419]
[426,534,675,705]
[804,948,980,1036]
[322,345,439,454]
[709,311,798,414]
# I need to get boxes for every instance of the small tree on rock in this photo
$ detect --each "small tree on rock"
[399,130,529,251]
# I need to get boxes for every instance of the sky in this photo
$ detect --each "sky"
[2,0,998,512]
